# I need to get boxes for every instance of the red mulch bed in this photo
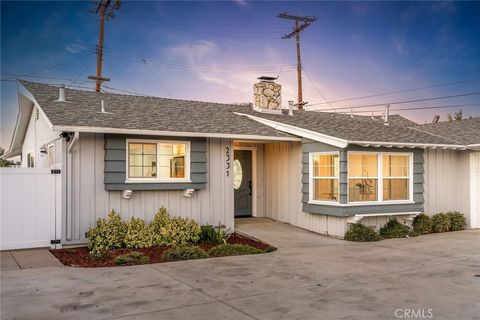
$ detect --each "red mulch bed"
[50,233,273,268]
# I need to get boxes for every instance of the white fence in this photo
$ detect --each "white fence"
[0,168,61,250]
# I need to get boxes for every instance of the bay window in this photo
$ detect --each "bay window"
[127,140,190,182]
[310,153,339,202]
[348,154,378,201]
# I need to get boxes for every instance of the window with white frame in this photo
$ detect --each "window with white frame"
[127,140,189,181]
[310,153,339,202]
[27,152,35,168]
[348,152,411,202]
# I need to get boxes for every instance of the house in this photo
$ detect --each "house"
[3,79,480,245]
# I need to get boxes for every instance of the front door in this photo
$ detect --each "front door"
[234,150,252,217]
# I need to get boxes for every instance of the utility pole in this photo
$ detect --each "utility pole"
[89,0,121,92]
[278,13,318,109]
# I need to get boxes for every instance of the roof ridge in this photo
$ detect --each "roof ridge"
[406,125,465,145]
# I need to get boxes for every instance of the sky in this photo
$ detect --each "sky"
[1,1,480,149]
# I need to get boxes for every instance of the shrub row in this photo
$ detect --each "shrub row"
[345,211,466,242]
[162,243,264,261]
[87,208,207,258]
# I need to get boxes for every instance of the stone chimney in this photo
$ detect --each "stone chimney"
[253,76,282,112]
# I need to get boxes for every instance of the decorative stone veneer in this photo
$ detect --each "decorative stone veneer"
[253,81,282,109]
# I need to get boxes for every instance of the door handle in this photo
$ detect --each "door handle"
[249,180,252,196]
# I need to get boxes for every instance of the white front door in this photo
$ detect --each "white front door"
[471,153,480,228]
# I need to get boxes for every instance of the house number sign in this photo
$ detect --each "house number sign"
[225,146,231,177]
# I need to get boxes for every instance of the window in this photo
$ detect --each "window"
[310,153,339,202]
[348,152,412,202]
[127,140,189,182]
[383,155,410,201]
[47,145,55,166]
[348,154,378,202]
[27,152,35,168]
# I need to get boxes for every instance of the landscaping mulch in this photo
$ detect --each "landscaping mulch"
[50,232,273,268]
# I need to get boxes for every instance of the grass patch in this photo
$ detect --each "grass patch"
[162,245,208,261]
[208,244,263,257]
[114,252,150,265]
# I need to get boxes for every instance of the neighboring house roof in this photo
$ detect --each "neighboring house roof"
[18,80,297,140]
[413,117,480,146]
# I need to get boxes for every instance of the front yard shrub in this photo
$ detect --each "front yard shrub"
[86,210,127,257]
[150,208,201,245]
[412,214,433,235]
[114,252,149,265]
[199,225,226,244]
[344,223,382,242]
[124,217,155,249]
[208,244,262,257]
[379,219,413,239]
[432,213,451,233]
[446,211,466,231]
[162,245,208,261]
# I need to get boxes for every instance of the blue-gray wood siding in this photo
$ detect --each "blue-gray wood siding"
[104,134,207,191]
[301,140,424,217]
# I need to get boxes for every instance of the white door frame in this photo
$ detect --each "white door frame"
[470,152,480,228]
[233,146,257,217]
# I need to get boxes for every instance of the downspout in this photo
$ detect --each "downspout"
[66,132,79,241]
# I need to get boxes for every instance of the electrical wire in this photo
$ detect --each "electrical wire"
[303,68,336,113]
[323,103,480,114]
[68,56,97,88]
[306,78,480,107]
[141,58,173,98]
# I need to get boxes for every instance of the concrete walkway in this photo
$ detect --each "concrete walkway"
[1,219,479,320]
[1,248,63,271]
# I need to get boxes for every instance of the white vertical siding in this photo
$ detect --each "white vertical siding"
[424,149,471,225]
[66,133,233,244]
[264,141,348,238]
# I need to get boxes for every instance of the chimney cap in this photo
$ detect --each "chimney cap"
[257,76,278,82]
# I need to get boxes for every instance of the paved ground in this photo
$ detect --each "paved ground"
[1,249,63,271]
[1,218,479,320]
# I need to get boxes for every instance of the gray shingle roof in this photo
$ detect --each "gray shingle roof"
[414,117,480,145]
[19,81,295,139]
[20,80,476,147]
[238,108,464,145]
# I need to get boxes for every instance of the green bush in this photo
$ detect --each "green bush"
[379,219,413,239]
[446,211,466,231]
[114,252,149,265]
[412,214,433,235]
[151,208,201,246]
[432,213,451,233]
[162,245,208,261]
[344,223,382,242]
[86,210,127,257]
[199,225,226,244]
[124,217,155,249]
[208,244,263,257]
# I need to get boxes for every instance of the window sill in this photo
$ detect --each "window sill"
[307,200,415,207]
[125,179,192,184]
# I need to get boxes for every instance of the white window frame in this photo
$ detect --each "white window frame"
[308,151,340,205]
[347,151,414,205]
[125,139,191,183]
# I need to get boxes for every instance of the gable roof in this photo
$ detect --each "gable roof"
[413,117,480,146]
[18,81,297,141]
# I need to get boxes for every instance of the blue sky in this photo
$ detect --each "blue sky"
[1,1,480,149]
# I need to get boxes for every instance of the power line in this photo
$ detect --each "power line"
[68,56,97,88]
[303,69,336,112]
[141,58,173,98]
[307,91,480,111]
[306,78,480,107]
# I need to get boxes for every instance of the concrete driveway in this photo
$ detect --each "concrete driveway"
[1,218,479,320]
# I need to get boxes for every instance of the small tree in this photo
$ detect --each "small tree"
[0,147,16,167]
[447,109,463,121]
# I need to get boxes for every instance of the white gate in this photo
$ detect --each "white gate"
[0,167,62,250]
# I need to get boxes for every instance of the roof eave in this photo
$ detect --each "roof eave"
[51,125,302,142]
